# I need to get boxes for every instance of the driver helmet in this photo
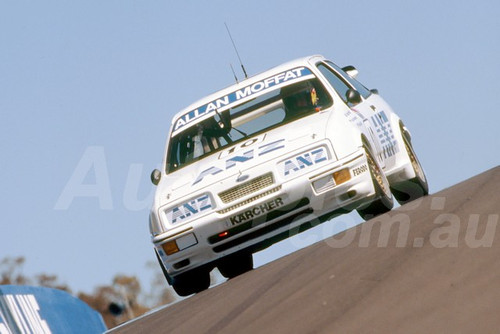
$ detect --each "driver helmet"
[281,80,319,114]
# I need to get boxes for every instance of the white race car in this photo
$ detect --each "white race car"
[149,55,428,296]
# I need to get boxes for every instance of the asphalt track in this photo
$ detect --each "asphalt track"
[110,166,500,334]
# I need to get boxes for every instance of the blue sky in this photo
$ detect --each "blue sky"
[1,1,499,294]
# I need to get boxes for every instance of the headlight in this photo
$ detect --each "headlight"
[164,193,214,226]
[160,233,198,256]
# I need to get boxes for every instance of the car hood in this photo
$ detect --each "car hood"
[155,111,334,208]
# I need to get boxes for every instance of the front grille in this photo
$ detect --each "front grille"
[217,186,281,214]
[219,173,274,204]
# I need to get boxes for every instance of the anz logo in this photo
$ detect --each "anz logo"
[282,147,328,177]
[193,137,285,185]
[166,194,213,225]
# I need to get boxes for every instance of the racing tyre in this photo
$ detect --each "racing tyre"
[172,269,210,297]
[218,252,254,279]
[390,135,429,205]
[357,146,394,220]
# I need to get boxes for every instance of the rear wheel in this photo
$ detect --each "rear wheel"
[391,134,429,205]
[218,252,254,279]
[357,146,393,220]
[172,269,210,297]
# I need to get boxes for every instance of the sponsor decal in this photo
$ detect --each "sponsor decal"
[371,110,399,158]
[352,164,368,176]
[166,194,213,225]
[172,67,314,134]
[228,197,284,226]
[193,138,285,185]
[282,147,328,177]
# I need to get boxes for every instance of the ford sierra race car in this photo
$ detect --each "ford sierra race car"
[149,55,428,296]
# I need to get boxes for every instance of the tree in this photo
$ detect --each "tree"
[0,256,29,285]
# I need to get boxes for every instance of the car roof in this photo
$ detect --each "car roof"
[169,54,326,128]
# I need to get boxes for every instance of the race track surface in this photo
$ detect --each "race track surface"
[110,166,499,334]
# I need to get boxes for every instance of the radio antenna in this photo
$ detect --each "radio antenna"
[229,63,239,83]
[225,22,248,79]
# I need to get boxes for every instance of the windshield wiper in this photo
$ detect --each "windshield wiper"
[214,109,247,138]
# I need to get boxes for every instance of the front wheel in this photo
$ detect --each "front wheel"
[172,269,210,297]
[357,146,394,220]
[391,135,429,205]
[217,252,253,279]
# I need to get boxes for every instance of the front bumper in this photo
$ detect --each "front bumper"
[153,146,376,278]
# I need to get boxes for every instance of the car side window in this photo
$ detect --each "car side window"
[317,63,353,104]
[325,61,371,99]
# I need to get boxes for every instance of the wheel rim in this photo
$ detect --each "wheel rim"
[366,148,390,198]
[404,138,426,182]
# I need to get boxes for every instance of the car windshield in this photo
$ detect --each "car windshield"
[166,77,332,173]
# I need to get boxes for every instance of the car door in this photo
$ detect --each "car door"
[316,61,393,169]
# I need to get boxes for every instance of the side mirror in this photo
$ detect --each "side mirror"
[151,169,161,186]
[370,88,379,95]
[346,89,362,105]
[342,65,359,79]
